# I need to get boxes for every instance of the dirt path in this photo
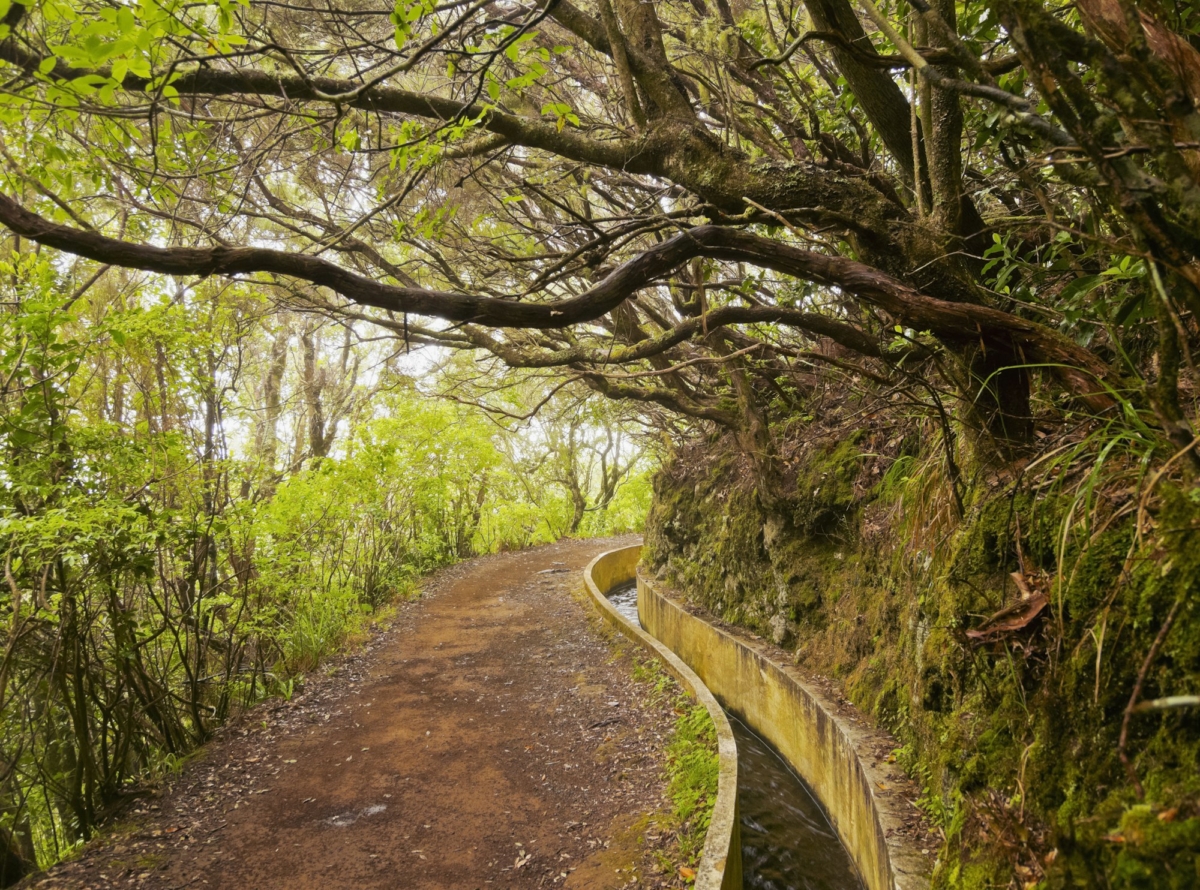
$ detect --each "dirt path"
[29,537,687,890]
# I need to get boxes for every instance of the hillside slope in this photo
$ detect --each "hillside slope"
[644,427,1200,889]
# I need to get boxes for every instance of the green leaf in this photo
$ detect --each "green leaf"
[1057,275,1104,305]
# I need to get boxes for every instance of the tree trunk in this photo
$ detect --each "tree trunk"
[301,324,329,461]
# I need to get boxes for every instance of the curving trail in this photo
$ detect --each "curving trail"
[29,537,685,890]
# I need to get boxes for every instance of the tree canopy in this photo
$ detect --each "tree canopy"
[0,0,1196,464]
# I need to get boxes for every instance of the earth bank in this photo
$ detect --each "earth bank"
[643,428,1200,890]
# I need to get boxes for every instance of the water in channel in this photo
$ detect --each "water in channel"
[605,581,863,890]
[607,579,640,625]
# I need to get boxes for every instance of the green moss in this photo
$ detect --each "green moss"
[792,434,865,538]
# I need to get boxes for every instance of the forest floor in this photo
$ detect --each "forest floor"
[25,536,690,890]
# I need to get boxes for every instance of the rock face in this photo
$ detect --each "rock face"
[642,430,1200,890]
[768,612,792,647]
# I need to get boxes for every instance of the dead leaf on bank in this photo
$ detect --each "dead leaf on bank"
[1009,569,1040,600]
[966,585,1048,643]
[678,865,697,881]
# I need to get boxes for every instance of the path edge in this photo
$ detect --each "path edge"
[637,570,932,890]
[582,545,742,890]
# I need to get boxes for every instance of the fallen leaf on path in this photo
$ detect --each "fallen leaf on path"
[678,866,696,881]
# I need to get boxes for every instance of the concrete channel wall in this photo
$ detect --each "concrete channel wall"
[582,546,742,890]
[637,571,931,890]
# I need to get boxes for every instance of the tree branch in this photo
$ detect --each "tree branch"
[0,192,1113,404]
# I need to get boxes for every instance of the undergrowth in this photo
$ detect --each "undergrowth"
[632,655,720,875]
[665,704,720,866]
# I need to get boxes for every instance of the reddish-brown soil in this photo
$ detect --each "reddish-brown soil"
[27,537,690,890]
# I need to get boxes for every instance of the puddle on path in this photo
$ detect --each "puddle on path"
[605,583,863,890]
[324,803,387,828]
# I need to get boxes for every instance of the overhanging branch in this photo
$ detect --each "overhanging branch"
[0,191,1114,403]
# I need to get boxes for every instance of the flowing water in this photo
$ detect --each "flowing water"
[607,579,640,624]
[730,716,863,890]
[604,581,863,890]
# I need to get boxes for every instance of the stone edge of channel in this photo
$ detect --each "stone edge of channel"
[581,543,742,890]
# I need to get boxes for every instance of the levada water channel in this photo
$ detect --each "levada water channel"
[606,581,864,890]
